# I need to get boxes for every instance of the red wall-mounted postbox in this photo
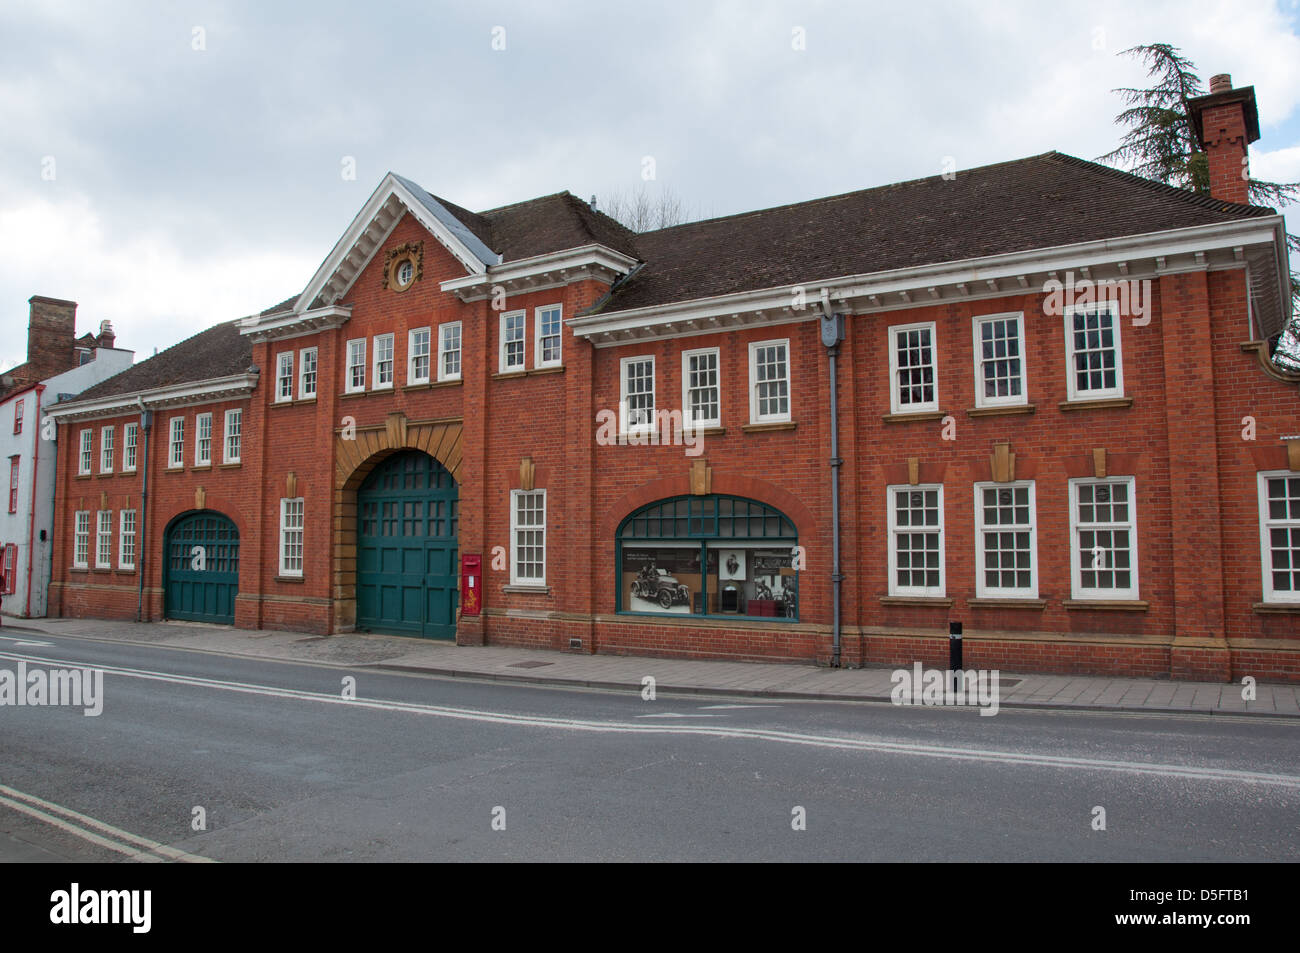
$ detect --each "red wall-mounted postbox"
[460,553,482,616]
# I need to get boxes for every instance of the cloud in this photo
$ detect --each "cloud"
[0,0,1296,371]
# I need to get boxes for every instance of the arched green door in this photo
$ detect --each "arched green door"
[164,510,239,623]
[356,451,459,639]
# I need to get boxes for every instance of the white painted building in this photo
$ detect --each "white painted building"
[1,308,133,617]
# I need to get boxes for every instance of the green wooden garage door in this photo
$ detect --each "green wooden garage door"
[164,510,239,624]
[356,451,459,639]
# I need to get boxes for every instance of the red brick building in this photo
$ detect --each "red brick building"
[47,76,1300,681]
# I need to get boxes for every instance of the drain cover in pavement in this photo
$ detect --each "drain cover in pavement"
[507,660,555,669]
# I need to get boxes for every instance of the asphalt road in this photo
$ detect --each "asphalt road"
[0,631,1297,862]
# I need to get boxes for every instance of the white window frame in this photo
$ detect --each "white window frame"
[888,321,939,415]
[195,412,213,466]
[372,333,395,390]
[223,409,242,464]
[78,429,92,475]
[279,497,305,578]
[438,321,462,382]
[275,351,294,403]
[118,508,136,570]
[299,346,318,399]
[95,510,112,569]
[168,417,184,469]
[408,327,431,385]
[499,310,526,373]
[73,510,90,568]
[346,338,367,393]
[973,481,1038,598]
[534,304,563,368]
[620,355,655,435]
[1258,470,1300,604]
[1064,300,1125,401]
[682,347,721,430]
[886,484,946,597]
[1068,476,1139,600]
[972,312,1028,408]
[509,489,547,586]
[748,338,791,424]
[99,425,114,473]
[123,422,138,472]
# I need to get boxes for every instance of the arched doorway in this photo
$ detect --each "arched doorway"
[355,450,459,638]
[163,510,239,624]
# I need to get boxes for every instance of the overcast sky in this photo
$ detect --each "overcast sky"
[2,0,1298,371]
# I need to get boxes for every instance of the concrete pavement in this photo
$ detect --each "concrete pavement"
[3,614,1297,717]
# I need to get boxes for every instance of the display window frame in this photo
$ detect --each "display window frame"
[615,495,800,621]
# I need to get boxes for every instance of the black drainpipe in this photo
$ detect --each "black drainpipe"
[136,401,152,622]
[820,296,845,667]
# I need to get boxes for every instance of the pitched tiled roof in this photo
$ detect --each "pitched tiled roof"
[595,151,1276,313]
[62,320,251,404]
[442,191,641,263]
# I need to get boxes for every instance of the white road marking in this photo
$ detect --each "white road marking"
[636,712,721,719]
[0,784,213,863]
[0,636,52,646]
[3,649,1298,790]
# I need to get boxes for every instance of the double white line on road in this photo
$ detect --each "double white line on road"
[0,784,212,863]
[4,649,1300,790]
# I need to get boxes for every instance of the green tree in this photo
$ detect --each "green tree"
[1100,43,1300,369]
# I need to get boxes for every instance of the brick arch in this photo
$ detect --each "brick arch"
[330,414,463,632]
[599,470,818,541]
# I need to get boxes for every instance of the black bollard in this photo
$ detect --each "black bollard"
[949,621,963,692]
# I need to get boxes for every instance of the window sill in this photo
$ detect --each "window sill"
[967,597,1046,608]
[742,421,796,433]
[276,575,305,584]
[70,567,89,573]
[191,464,212,471]
[95,472,115,478]
[271,399,294,408]
[114,568,137,575]
[75,474,92,480]
[164,466,184,473]
[1252,602,1300,614]
[295,396,317,405]
[339,390,369,400]
[1058,396,1133,412]
[219,462,242,469]
[882,410,945,424]
[967,404,1035,417]
[1062,599,1148,611]
[503,584,551,595]
[403,378,464,392]
[879,595,953,606]
[492,366,565,381]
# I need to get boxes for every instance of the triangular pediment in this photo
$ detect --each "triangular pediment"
[293,172,501,312]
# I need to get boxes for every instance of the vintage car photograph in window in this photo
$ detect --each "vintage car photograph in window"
[616,495,799,620]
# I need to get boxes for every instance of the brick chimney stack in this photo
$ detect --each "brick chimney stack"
[26,295,78,381]
[97,319,115,349]
[1187,73,1261,205]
